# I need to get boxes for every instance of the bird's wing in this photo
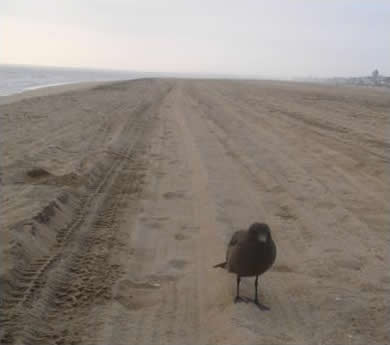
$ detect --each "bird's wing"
[226,230,246,263]
[270,239,277,266]
[228,230,246,247]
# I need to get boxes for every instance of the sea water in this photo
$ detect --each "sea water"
[0,64,151,96]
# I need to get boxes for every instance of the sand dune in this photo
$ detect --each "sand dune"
[1,79,389,344]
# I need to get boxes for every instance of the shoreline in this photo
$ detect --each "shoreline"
[23,80,95,92]
[2,77,389,107]
[0,80,120,105]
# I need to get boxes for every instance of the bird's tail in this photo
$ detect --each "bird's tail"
[213,262,226,268]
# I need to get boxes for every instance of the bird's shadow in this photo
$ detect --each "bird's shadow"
[255,301,270,311]
[234,296,270,311]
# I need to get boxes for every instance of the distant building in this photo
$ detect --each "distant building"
[372,69,379,85]
[313,69,390,88]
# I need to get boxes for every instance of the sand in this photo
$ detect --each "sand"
[0,79,389,345]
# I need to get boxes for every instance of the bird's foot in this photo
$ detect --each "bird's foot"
[234,296,251,303]
[254,299,270,311]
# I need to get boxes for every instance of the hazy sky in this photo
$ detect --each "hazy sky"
[2,1,389,78]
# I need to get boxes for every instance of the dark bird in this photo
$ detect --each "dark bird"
[214,222,276,309]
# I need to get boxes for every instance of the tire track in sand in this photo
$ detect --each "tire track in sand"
[0,87,170,345]
[98,85,206,345]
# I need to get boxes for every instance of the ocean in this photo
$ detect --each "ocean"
[0,64,151,96]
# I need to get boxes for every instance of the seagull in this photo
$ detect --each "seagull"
[214,222,276,309]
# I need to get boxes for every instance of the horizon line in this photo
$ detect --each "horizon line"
[1,62,387,81]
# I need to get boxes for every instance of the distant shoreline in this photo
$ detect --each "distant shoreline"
[23,81,94,92]
[0,81,112,105]
[2,76,389,107]
[0,64,142,99]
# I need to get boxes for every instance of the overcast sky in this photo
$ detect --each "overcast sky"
[2,1,389,78]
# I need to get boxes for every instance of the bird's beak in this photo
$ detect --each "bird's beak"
[257,233,267,243]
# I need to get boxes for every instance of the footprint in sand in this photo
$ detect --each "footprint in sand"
[139,216,168,229]
[169,259,189,270]
[163,191,186,200]
[333,257,363,271]
[114,279,160,310]
[315,201,336,209]
[275,205,297,220]
[223,198,240,207]
[155,171,166,178]
[180,224,200,232]
[273,264,294,273]
[148,222,162,229]
[174,233,188,241]
[152,216,169,221]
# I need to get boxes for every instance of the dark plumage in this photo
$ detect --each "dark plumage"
[214,222,276,309]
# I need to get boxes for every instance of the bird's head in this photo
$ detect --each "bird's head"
[248,222,272,243]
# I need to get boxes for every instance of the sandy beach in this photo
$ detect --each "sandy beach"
[1,79,389,345]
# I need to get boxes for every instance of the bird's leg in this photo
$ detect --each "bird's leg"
[234,275,241,302]
[253,275,270,310]
[234,276,250,303]
[254,275,259,303]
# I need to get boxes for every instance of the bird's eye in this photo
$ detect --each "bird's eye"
[257,233,267,243]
